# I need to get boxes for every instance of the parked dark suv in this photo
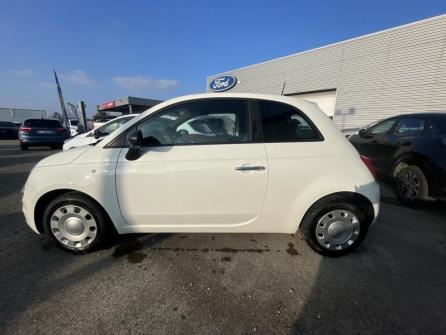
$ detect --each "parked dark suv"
[349,113,446,204]
[19,119,70,150]
[0,121,18,138]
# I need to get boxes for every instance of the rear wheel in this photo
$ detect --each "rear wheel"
[300,197,370,257]
[395,165,429,205]
[43,192,109,253]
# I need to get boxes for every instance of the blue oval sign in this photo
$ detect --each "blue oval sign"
[209,75,237,92]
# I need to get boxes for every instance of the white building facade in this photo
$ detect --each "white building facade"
[207,15,446,130]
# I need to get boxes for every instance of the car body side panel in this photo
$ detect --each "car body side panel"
[261,142,379,233]
[115,143,269,228]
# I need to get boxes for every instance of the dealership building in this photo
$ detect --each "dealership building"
[207,14,446,130]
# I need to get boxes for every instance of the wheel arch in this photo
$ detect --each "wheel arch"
[34,189,115,234]
[298,191,375,232]
[392,153,436,191]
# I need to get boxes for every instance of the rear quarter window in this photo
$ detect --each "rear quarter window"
[259,100,321,142]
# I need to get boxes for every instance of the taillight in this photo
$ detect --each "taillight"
[360,155,376,178]
[56,127,66,133]
[19,127,32,133]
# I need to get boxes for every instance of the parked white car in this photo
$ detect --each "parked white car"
[68,119,79,137]
[63,115,135,150]
[22,93,379,256]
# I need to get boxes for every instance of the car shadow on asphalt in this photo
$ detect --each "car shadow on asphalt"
[291,197,446,334]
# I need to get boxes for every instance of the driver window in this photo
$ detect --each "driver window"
[369,119,396,136]
[132,100,250,146]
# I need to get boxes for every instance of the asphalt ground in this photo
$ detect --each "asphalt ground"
[0,139,445,335]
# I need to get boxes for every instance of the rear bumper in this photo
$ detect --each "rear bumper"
[368,181,380,225]
[19,137,67,145]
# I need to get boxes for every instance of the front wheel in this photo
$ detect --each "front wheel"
[300,197,369,257]
[43,192,109,253]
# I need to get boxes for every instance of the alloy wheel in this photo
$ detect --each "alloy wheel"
[396,170,420,200]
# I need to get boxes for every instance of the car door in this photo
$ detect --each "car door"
[385,116,428,172]
[115,99,268,227]
[357,118,398,171]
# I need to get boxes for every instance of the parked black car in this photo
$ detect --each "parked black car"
[0,121,18,139]
[18,119,70,150]
[349,113,446,204]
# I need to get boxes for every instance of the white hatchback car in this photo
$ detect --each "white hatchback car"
[63,115,136,150]
[22,93,379,256]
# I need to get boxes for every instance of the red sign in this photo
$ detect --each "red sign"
[99,101,115,110]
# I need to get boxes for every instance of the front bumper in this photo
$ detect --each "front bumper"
[21,172,40,234]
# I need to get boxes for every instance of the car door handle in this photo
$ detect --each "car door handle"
[235,165,266,171]
[399,141,412,146]
[371,139,378,144]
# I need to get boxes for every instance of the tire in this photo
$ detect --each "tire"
[43,192,110,254]
[300,196,370,257]
[395,165,429,205]
[20,144,28,151]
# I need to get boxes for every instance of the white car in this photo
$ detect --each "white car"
[22,93,379,256]
[68,119,79,137]
[63,115,135,150]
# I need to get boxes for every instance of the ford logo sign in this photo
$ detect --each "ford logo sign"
[209,75,237,92]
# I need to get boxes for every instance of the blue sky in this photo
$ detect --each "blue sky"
[1,0,445,116]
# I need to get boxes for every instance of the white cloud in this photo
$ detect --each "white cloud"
[112,75,178,90]
[60,69,95,86]
[11,69,32,76]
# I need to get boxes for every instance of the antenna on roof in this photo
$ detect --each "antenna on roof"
[280,81,286,96]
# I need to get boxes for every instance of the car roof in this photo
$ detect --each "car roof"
[117,92,318,120]
[394,112,446,118]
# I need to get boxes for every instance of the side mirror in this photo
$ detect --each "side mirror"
[125,130,143,161]
[93,129,101,139]
[359,128,375,138]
